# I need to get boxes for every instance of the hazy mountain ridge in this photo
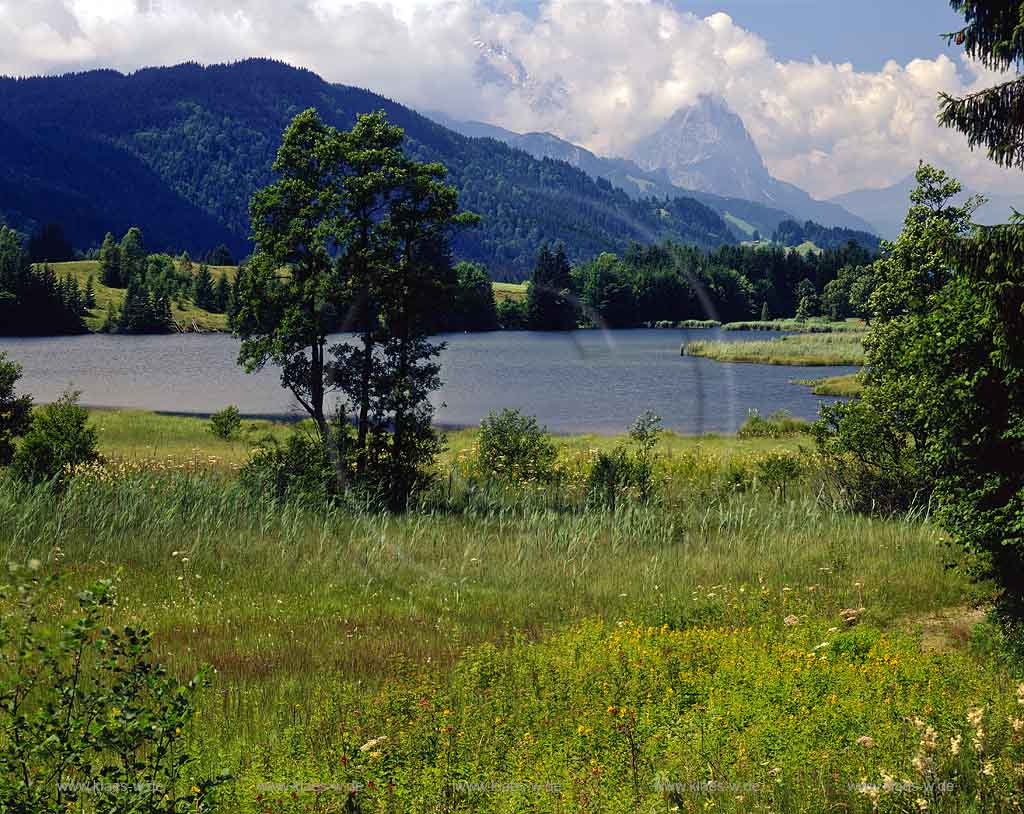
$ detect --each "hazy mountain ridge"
[831,174,1024,239]
[427,111,798,240]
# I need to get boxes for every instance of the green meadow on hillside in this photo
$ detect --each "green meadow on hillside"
[53,259,233,332]
[51,261,527,332]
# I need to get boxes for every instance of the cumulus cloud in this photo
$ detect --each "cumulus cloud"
[1,0,1022,198]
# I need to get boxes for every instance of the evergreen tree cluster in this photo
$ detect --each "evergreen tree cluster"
[526,244,577,330]
[96,227,237,333]
[27,223,74,263]
[0,226,87,336]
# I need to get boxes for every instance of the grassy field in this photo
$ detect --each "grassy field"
[90,408,808,471]
[684,331,866,366]
[54,261,529,330]
[3,409,1018,812]
[492,280,528,303]
[53,259,233,332]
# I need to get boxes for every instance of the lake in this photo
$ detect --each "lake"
[0,329,857,435]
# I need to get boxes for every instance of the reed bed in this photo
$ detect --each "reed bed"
[685,331,866,366]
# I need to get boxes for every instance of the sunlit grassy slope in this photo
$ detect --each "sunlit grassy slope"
[52,261,528,330]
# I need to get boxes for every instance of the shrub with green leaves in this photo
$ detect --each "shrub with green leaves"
[586,413,663,509]
[0,566,227,812]
[11,391,99,485]
[208,405,242,441]
[738,409,809,439]
[755,450,805,499]
[0,352,32,467]
[476,409,557,484]
[238,433,336,503]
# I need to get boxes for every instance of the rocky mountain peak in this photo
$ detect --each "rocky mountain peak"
[628,94,769,200]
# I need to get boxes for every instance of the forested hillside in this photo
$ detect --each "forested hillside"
[0,59,737,280]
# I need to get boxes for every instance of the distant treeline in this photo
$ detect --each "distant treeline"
[500,239,877,330]
[2,220,877,336]
[95,228,236,333]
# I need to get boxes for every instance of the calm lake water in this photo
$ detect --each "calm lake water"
[0,329,856,435]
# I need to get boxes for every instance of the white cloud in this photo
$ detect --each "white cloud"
[1,0,1022,199]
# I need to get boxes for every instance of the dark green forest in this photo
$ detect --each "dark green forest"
[0,59,740,280]
[0,226,86,336]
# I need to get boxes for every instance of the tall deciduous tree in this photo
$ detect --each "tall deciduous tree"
[237,108,473,503]
[119,227,146,285]
[361,156,474,507]
[235,108,347,473]
[99,233,122,288]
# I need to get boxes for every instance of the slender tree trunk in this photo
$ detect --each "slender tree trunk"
[356,319,373,478]
[311,336,347,489]
[354,218,374,479]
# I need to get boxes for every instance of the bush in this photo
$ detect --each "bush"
[586,412,662,509]
[586,447,632,511]
[738,409,809,439]
[239,433,336,502]
[208,404,242,440]
[813,400,930,514]
[0,566,227,812]
[0,352,32,466]
[496,299,528,330]
[755,451,805,498]
[11,391,99,485]
[477,409,557,484]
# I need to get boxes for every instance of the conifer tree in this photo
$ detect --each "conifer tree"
[526,243,577,331]
[214,273,230,314]
[83,275,96,309]
[102,301,118,333]
[940,0,1024,168]
[192,264,215,310]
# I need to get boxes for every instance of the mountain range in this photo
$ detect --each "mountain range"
[831,174,1024,239]
[0,59,741,281]
[432,95,875,239]
[0,59,883,283]
[627,96,874,234]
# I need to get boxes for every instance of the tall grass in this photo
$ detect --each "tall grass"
[0,413,999,812]
[685,332,865,366]
[796,373,864,397]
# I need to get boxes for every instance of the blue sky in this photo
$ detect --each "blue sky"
[503,0,966,72]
